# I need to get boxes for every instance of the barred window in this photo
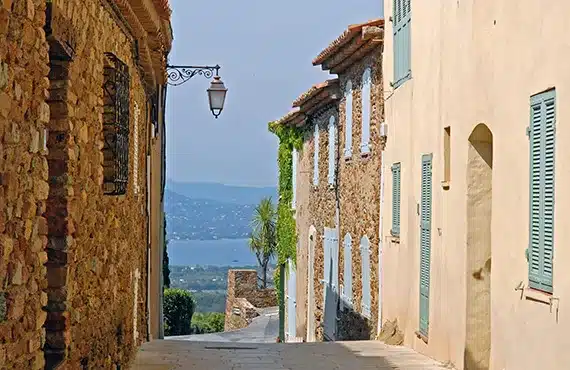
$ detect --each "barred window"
[102,53,130,195]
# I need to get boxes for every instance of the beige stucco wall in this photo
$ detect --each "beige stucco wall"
[382,1,570,369]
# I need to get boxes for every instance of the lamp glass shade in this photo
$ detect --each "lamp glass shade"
[207,76,227,118]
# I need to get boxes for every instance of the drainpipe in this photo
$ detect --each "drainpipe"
[377,146,385,335]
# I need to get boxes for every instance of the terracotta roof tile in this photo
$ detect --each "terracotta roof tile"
[292,79,339,108]
[312,19,384,67]
[274,108,304,127]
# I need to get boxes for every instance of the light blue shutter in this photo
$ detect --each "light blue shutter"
[419,154,432,336]
[313,123,319,186]
[344,80,353,158]
[393,0,411,87]
[361,68,371,154]
[391,163,401,236]
[360,236,371,317]
[328,116,336,184]
[343,233,353,305]
[286,259,297,339]
[292,148,298,209]
[528,90,556,293]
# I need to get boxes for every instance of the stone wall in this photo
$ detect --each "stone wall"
[306,106,338,342]
[43,1,149,368]
[337,51,384,340]
[224,269,277,331]
[0,0,51,368]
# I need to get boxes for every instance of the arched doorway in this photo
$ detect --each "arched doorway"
[465,124,493,370]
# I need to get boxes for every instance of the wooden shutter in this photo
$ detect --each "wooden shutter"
[391,163,401,236]
[419,154,432,336]
[361,68,371,154]
[343,233,353,305]
[292,148,298,209]
[328,116,336,184]
[313,123,319,186]
[393,0,411,87]
[344,80,353,158]
[360,236,371,317]
[528,89,556,293]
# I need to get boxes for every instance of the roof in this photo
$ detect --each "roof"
[312,19,384,74]
[273,108,305,128]
[292,79,339,108]
[273,79,340,129]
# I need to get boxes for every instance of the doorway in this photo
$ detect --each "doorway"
[306,226,317,341]
[465,123,493,370]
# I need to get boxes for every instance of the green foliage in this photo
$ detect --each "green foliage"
[163,219,171,289]
[269,121,304,323]
[192,312,225,334]
[249,197,277,288]
[268,122,304,265]
[163,288,195,336]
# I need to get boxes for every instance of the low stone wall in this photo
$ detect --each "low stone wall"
[224,270,277,331]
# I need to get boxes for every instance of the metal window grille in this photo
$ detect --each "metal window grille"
[102,52,130,195]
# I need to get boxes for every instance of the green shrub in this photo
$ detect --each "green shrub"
[192,312,225,333]
[164,288,195,336]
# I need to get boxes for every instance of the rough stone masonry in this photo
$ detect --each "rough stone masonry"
[1,0,172,369]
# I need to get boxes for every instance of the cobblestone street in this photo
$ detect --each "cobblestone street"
[133,340,451,370]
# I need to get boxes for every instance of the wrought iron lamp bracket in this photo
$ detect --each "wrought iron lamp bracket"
[166,64,220,86]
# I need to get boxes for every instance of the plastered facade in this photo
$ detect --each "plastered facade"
[382,1,570,369]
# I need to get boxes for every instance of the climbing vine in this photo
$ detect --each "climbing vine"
[268,120,305,303]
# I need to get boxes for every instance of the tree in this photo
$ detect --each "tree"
[163,219,171,288]
[249,197,277,288]
[163,288,195,336]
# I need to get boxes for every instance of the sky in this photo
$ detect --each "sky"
[166,0,382,187]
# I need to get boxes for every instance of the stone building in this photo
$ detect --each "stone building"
[277,18,385,344]
[0,0,170,369]
[381,1,570,369]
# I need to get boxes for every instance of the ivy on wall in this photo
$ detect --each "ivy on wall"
[268,120,305,305]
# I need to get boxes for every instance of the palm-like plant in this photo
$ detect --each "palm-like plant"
[249,197,277,288]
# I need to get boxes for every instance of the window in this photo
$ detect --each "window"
[361,68,371,154]
[360,236,371,318]
[443,126,451,187]
[102,52,130,195]
[313,123,319,186]
[528,89,556,293]
[342,233,353,306]
[344,80,353,158]
[391,163,401,236]
[292,148,298,209]
[328,116,336,184]
[393,0,411,87]
[419,154,432,336]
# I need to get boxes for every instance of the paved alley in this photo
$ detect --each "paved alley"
[132,340,451,370]
[168,307,279,344]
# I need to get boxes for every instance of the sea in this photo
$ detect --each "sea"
[167,238,259,266]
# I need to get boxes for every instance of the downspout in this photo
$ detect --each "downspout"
[158,84,168,339]
[334,105,341,339]
[377,142,385,335]
[145,92,152,342]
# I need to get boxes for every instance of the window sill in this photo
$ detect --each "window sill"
[389,236,400,244]
[524,287,553,306]
[441,180,450,190]
[415,331,428,344]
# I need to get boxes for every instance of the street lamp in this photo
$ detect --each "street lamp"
[166,64,228,118]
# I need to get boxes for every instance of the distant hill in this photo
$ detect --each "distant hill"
[166,181,278,205]
[164,182,278,241]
